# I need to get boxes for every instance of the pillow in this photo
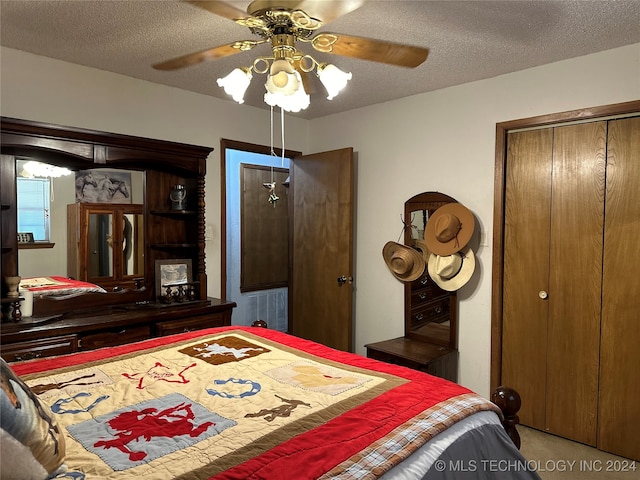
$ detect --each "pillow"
[0,358,66,479]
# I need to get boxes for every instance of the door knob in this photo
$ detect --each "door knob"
[337,276,352,287]
[538,290,548,299]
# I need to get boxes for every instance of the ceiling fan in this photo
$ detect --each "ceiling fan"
[153,0,430,111]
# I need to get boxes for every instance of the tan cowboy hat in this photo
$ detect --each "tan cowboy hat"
[427,246,476,291]
[424,203,475,256]
[382,241,426,282]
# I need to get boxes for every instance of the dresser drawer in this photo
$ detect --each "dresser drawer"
[79,325,151,350]
[1,335,78,363]
[410,286,445,307]
[410,273,446,295]
[367,348,424,370]
[410,296,450,328]
[156,313,226,336]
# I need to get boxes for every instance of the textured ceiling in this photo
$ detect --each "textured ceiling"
[1,0,639,120]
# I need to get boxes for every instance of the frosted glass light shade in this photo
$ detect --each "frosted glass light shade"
[217,68,252,104]
[318,64,352,100]
[264,70,310,112]
[265,59,300,95]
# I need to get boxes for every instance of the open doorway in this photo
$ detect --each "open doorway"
[221,139,301,332]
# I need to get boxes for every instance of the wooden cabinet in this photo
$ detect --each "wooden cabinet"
[0,116,212,305]
[68,202,144,291]
[0,117,237,361]
[366,192,459,383]
[499,114,640,461]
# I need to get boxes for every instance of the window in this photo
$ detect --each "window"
[17,176,51,242]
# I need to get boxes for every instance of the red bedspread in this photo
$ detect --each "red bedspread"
[14,327,500,480]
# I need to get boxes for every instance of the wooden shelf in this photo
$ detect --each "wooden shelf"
[149,209,197,216]
[149,243,198,249]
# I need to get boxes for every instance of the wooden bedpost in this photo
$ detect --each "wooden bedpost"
[252,320,268,328]
[491,386,521,449]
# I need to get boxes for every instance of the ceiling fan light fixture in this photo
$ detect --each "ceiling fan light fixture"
[217,67,253,104]
[22,160,72,178]
[317,63,352,100]
[264,72,310,112]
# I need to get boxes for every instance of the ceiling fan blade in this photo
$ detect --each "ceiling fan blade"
[293,0,366,24]
[186,0,254,22]
[311,33,429,68]
[153,40,265,71]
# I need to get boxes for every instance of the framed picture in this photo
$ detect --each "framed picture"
[76,169,132,204]
[17,232,35,243]
[155,259,192,301]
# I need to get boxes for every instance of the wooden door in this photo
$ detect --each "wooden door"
[289,148,354,351]
[545,122,606,446]
[599,116,640,461]
[502,128,553,430]
[502,122,606,446]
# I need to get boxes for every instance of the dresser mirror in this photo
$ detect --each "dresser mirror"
[15,157,145,291]
[404,192,458,349]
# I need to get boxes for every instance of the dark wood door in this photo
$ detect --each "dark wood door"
[289,148,354,351]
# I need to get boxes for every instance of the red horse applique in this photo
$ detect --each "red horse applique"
[94,402,214,461]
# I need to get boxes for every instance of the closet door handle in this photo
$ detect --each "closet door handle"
[538,290,548,300]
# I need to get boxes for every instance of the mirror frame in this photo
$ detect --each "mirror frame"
[404,191,458,349]
[1,116,212,317]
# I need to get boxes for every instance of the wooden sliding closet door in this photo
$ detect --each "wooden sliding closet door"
[599,116,640,461]
[545,122,606,446]
[502,122,606,446]
[502,128,553,430]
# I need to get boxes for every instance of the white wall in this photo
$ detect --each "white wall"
[307,43,640,397]
[2,44,639,398]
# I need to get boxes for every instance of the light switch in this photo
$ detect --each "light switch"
[205,224,214,241]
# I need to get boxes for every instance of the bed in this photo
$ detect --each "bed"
[19,276,107,298]
[1,326,540,480]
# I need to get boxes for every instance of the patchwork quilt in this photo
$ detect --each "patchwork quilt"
[19,276,107,297]
[13,327,501,480]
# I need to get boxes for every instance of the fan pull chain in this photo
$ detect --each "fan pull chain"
[280,106,286,168]
[264,105,280,207]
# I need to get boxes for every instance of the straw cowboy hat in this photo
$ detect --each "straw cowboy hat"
[427,246,476,291]
[424,203,475,256]
[382,241,426,282]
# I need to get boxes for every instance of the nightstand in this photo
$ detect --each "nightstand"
[366,336,458,382]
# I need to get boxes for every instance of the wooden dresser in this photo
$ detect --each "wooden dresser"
[0,298,235,362]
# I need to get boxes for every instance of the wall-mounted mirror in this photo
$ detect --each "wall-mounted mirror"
[88,212,114,278]
[15,158,145,291]
[404,192,458,349]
